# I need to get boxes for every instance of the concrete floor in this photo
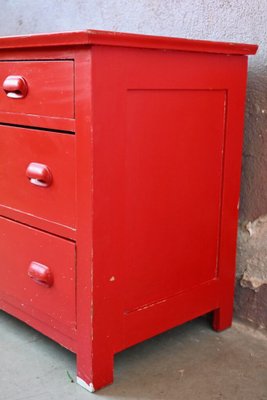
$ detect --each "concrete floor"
[0,311,266,400]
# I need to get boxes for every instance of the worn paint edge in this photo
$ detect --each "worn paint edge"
[77,377,95,393]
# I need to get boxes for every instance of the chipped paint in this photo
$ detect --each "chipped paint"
[77,377,95,393]
[127,298,167,314]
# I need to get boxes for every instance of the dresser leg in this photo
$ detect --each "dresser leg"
[76,351,114,392]
[212,306,233,332]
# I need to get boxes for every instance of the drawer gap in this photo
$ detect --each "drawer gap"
[0,58,75,62]
[0,121,75,135]
[0,214,76,243]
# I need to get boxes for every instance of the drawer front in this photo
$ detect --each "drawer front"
[0,217,76,331]
[0,61,74,118]
[0,125,75,227]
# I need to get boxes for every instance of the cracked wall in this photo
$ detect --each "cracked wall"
[237,215,267,291]
[236,215,267,327]
[0,0,266,327]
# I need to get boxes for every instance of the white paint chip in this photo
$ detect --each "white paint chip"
[77,376,95,393]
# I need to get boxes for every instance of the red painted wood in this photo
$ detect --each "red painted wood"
[123,89,225,311]
[0,30,257,392]
[74,50,97,388]
[0,30,257,55]
[123,279,220,350]
[0,125,76,227]
[0,61,74,118]
[0,304,77,352]
[0,112,75,132]
[75,49,114,391]
[0,47,76,60]
[0,217,76,335]
[89,45,251,388]
[213,57,249,332]
[0,206,76,240]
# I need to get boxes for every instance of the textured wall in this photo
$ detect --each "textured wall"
[0,0,266,326]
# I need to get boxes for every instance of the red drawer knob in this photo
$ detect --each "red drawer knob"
[3,75,28,99]
[26,162,53,187]
[28,261,54,288]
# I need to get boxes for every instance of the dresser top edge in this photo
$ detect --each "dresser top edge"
[0,29,258,56]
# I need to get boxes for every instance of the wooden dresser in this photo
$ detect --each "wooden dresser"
[0,30,257,392]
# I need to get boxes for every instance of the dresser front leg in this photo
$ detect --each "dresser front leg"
[77,349,114,392]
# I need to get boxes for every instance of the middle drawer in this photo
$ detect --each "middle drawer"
[0,125,75,228]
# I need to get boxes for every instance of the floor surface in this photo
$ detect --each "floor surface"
[0,311,266,400]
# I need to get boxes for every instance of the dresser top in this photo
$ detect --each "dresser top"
[0,30,257,55]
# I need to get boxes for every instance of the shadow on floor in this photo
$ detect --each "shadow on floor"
[0,311,266,400]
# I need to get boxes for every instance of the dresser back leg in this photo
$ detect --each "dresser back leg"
[212,304,234,332]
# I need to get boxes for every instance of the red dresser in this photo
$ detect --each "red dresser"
[0,30,257,392]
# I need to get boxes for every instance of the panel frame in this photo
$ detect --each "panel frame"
[91,45,248,352]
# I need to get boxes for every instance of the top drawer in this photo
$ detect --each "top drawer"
[0,61,74,119]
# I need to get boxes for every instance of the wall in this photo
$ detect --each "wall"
[0,0,266,327]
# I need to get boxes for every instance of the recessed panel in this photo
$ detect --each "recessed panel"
[124,89,226,311]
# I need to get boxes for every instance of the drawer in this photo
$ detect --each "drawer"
[0,61,74,118]
[0,125,76,227]
[0,217,76,331]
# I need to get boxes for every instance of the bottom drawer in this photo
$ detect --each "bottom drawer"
[0,217,76,334]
